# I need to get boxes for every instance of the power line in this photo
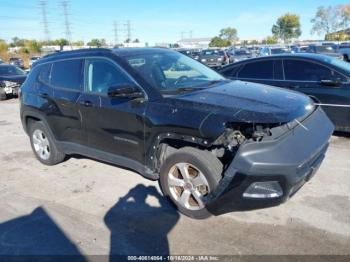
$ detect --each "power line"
[38,0,50,41]
[61,0,72,44]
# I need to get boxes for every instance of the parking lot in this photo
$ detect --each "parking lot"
[0,98,350,256]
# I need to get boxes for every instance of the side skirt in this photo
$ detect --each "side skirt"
[57,141,159,181]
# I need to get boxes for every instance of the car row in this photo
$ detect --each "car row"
[20,48,333,218]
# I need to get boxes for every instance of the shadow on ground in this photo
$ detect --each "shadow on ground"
[0,184,179,259]
[104,184,180,256]
[0,207,85,260]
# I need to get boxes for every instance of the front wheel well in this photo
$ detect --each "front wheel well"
[25,116,41,133]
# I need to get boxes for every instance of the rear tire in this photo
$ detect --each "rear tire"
[159,147,223,219]
[29,121,66,166]
[343,54,349,62]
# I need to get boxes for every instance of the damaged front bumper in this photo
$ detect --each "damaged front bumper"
[205,106,334,215]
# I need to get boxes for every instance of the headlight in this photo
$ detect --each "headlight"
[217,57,223,61]
[201,58,207,62]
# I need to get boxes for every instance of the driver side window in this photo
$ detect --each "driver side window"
[85,58,133,95]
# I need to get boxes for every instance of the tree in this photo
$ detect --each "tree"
[0,39,8,52]
[272,13,301,42]
[209,36,231,47]
[311,6,339,36]
[25,40,41,53]
[219,27,238,44]
[262,36,278,45]
[133,39,140,43]
[338,4,350,30]
[87,38,106,47]
[72,40,84,46]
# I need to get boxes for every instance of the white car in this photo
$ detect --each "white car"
[29,56,41,68]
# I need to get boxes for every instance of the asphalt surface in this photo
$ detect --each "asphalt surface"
[0,99,349,257]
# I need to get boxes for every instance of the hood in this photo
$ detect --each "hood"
[171,80,314,125]
[0,75,27,84]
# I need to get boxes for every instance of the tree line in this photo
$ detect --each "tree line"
[209,3,350,47]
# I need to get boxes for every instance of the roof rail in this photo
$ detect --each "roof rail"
[42,48,112,59]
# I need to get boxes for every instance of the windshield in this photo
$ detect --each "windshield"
[201,49,224,56]
[235,50,250,55]
[315,46,337,53]
[271,48,289,54]
[0,65,26,76]
[123,51,225,95]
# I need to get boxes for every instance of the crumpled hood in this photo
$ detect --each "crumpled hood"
[171,80,314,124]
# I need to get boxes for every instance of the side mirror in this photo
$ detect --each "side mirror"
[107,84,144,98]
[320,79,342,87]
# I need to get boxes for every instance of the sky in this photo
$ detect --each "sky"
[0,0,349,45]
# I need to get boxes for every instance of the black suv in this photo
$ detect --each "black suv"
[20,48,333,218]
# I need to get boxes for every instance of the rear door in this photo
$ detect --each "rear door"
[50,58,87,145]
[281,58,350,131]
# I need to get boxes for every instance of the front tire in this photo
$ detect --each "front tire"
[29,121,66,166]
[159,147,223,219]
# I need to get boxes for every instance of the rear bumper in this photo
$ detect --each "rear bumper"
[206,107,334,215]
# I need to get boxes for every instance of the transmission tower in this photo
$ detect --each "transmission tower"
[61,0,72,44]
[180,31,185,40]
[39,0,50,41]
[113,21,119,46]
[124,20,132,42]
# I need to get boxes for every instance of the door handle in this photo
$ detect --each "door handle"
[80,100,93,107]
[39,92,49,98]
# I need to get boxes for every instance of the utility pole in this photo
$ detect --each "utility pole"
[189,30,193,39]
[39,0,50,41]
[113,21,119,46]
[180,31,185,40]
[61,0,72,45]
[124,20,132,42]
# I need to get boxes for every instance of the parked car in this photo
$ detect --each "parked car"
[177,49,200,61]
[9,57,24,69]
[20,48,333,218]
[220,53,350,132]
[290,45,308,53]
[338,42,350,62]
[29,56,41,68]
[0,58,4,64]
[229,49,253,62]
[306,44,342,59]
[0,64,27,100]
[199,49,229,69]
[260,46,290,56]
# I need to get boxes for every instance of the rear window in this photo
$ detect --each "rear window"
[38,63,51,84]
[238,60,273,79]
[50,59,83,90]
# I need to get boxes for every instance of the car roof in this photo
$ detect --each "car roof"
[230,53,334,64]
[36,47,174,65]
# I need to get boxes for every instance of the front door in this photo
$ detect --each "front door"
[80,57,147,163]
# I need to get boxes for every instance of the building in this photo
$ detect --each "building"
[326,28,350,41]
[177,37,212,49]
